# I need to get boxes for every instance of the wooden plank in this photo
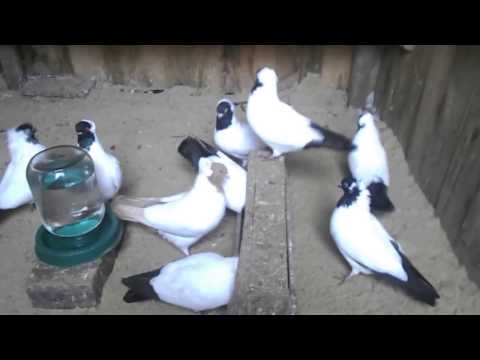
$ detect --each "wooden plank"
[419,46,480,206]
[0,46,25,90]
[406,46,456,183]
[348,45,383,108]
[436,86,480,243]
[319,46,352,90]
[227,152,293,315]
[458,187,480,251]
[18,45,73,76]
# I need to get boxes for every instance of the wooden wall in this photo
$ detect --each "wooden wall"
[0,45,353,94]
[350,45,480,285]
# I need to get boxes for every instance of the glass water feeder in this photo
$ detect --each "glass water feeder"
[27,145,124,267]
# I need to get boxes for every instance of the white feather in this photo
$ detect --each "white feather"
[205,151,246,214]
[113,158,227,255]
[151,252,238,312]
[330,184,407,281]
[348,113,389,186]
[88,141,122,201]
[0,127,45,209]
[78,120,122,201]
[246,68,323,157]
[214,99,264,160]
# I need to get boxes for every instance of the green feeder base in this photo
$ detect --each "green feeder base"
[35,207,124,267]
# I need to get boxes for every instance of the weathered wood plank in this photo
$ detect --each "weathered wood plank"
[348,45,383,108]
[18,45,73,76]
[227,152,293,315]
[406,46,456,183]
[0,46,25,90]
[419,47,480,206]
[436,86,480,243]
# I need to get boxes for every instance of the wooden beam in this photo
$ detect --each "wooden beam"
[0,46,25,90]
[227,152,295,315]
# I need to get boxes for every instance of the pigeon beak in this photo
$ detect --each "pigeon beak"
[0,129,5,133]
[234,101,247,106]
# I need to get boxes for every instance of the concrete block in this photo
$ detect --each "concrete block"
[26,247,120,309]
[227,152,295,315]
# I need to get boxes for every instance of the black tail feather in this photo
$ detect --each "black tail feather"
[178,136,245,168]
[306,123,354,152]
[382,242,440,306]
[368,182,395,212]
[121,267,163,304]
[177,136,216,170]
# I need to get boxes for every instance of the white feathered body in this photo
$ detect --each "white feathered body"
[0,129,45,209]
[113,173,227,255]
[247,89,323,156]
[151,252,238,312]
[330,188,407,281]
[208,151,246,213]
[214,114,264,160]
[348,120,389,186]
[88,141,122,201]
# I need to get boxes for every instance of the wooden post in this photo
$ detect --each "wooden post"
[0,46,25,90]
[227,152,295,315]
[348,45,383,108]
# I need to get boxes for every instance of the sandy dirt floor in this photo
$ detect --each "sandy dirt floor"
[0,74,479,314]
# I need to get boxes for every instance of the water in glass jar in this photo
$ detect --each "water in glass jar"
[28,146,105,237]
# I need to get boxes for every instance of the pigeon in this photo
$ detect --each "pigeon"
[75,119,122,202]
[348,94,394,212]
[246,66,353,158]
[112,158,228,255]
[214,98,265,163]
[0,123,46,210]
[330,176,439,306]
[122,252,238,312]
[177,136,247,214]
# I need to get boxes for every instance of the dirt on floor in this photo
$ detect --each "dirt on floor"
[0,74,479,314]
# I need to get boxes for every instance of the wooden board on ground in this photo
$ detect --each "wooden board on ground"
[227,152,295,315]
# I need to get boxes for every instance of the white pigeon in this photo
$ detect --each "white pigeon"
[177,136,246,214]
[246,66,353,158]
[75,120,122,202]
[214,98,265,162]
[121,252,238,312]
[348,102,394,212]
[0,123,46,210]
[330,176,439,306]
[112,158,228,255]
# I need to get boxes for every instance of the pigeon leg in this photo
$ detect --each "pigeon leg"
[336,269,360,286]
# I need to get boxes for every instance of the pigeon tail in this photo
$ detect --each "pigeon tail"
[306,123,354,152]
[111,195,155,224]
[122,267,163,303]
[385,242,440,307]
[178,137,216,170]
[368,182,395,212]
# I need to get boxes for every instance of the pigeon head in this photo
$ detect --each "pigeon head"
[357,112,375,131]
[336,176,368,208]
[251,66,278,93]
[13,123,39,144]
[75,120,96,150]
[339,176,359,194]
[216,99,235,131]
[209,162,229,193]
[199,158,228,193]
[75,119,96,133]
